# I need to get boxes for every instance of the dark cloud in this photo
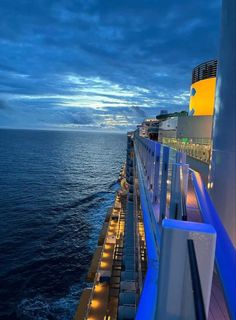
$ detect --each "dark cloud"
[0,0,221,130]
[0,99,9,110]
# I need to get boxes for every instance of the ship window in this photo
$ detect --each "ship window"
[191,88,196,96]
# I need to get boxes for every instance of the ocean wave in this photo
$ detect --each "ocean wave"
[17,295,74,320]
[16,281,87,320]
[0,130,126,319]
[50,190,114,214]
[17,296,52,320]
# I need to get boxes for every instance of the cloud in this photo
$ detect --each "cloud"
[0,0,221,130]
[0,99,9,110]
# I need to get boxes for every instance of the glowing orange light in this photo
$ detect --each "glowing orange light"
[102,252,109,258]
[90,299,100,308]
[94,285,104,293]
[100,261,108,268]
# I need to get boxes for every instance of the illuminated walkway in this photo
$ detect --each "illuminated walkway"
[86,193,127,320]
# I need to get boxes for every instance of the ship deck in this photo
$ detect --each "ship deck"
[75,156,231,320]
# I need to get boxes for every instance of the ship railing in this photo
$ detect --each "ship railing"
[134,131,188,222]
[134,143,160,320]
[154,219,215,320]
[191,169,236,319]
[133,131,236,319]
[134,132,214,319]
[162,137,211,164]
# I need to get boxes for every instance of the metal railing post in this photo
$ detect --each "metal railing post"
[169,163,182,220]
[152,143,161,204]
[169,163,189,220]
[176,151,186,164]
[181,163,189,201]
[147,140,154,191]
[144,140,148,175]
[160,146,169,221]
[149,141,155,192]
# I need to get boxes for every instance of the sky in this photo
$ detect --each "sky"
[0,0,221,131]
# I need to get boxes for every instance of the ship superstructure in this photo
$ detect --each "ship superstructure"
[74,1,236,319]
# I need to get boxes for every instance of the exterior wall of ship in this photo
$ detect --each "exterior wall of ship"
[140,125,148,137]
[159,117,178,130]
[209,0,236,247]
[159,116,212,143]
[139,119,160,138]
[158,130,177,143]
[189,78,216,116]
[177,116,213,142]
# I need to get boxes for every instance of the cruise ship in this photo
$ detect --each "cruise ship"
[74,1,236,319]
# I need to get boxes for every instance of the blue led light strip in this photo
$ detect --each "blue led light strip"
[191,170,236,320]
[134,143,161,320]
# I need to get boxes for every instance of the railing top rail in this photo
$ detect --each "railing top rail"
[134,141,160,320]
[190,169,236,319]
[135,134,236,319]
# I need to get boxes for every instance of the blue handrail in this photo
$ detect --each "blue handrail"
[134,133,236,319]
[191,170,236,320]
[134,143,160,320]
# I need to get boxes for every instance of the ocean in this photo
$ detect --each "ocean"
[0,129,126,320]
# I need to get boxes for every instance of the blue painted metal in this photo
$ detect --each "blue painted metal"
[176,150,186,164]
[148,140,155,190]
[163,218,216,234]
[160,146,169,220]
[135,144,161,259]
[147,139,153,189]
[169,163,181,219]
[153,142,161,203]
[134,143,160,320]
[191,170,236,320]
[134,133,235,319]
[135,265,159,320]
